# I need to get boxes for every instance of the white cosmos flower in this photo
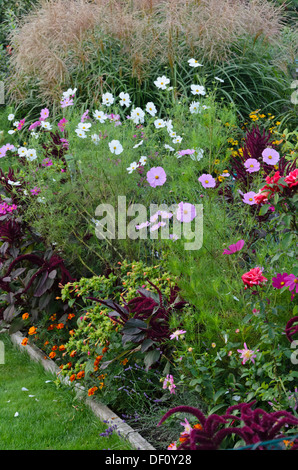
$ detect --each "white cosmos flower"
[190,148,204,161]
[154,118,166,129]
[168,130,177,138]
[30,132,39,139]
[189,101,201,114]
[145,102,157,116]
[172,136,183,144]
[8,114,15,121]
[77,122,92,132]
[75,129,87,138]
[119,92,131,107]
[13,121,19,127]
[188,58,203,68]
[62,88,77,99]
[8,180,21,186]
[26,149,37,161]
[109,139,123,155]
[154,75,170,90]
[139,156,147,165]
[127,161,138,173]
[130,107,145,124]
[215,76,224,83]
[93,110,107,123]
[91,134,100,144]
[190,84,206,96]
[164,144,175,151]
[133,140,143,149]
[8,130,15,134]
[40,121,52,130]
[102,92,114,107]
[18,147,28,157]
[165,120,173,133]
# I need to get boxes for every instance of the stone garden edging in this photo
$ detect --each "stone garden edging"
[10,331,155,451]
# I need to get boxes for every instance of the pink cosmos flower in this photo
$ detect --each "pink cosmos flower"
[244,158,260,173]
[262,148,280,165]
[272,273,288,289]
[60,98,73,108]
[237,343,258,365]
[177,149,195,157]
[198,173,216,188]
[30,187,41,196]
[42,158,53,167]
[58,117,68,132]
[136,221,150,230]
[241,267,268,289]
[17,119,25,130]
[176,202,196,223]
[60,138,69,149]
[170,329,186,340]
[146,166,167,188]
[29,120,41,131]
[81,109,89,122]
[163,375,176,394]
[150,221,166,232]
[284,274,298,295]
[40,108,49,121]
[222,239,245,255]
[242,191,257,205]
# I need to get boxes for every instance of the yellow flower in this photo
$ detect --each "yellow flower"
[214,159,220,165]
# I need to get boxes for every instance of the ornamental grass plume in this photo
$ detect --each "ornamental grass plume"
[7,0,285,105]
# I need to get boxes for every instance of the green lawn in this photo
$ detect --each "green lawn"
[0,333,133,450]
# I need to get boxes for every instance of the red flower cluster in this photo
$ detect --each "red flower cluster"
[254,169,298,205]
[242,267,268,289]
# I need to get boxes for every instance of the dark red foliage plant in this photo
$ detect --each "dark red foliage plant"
[158,401,298,450]
[88,279,187,370]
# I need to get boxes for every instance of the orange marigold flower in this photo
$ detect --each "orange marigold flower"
[102,346,108,354]
[69,374,76,382]
[44,341,49,346]
[76,371,85,379]
[69,330,75,336]
[49,351,56,359]
[121,358,128,366]
[22,313,29,320]
[70,350,77,357]
[21,337,28,346]
[56,323,64,329]
[50,314,56,321]
[47,324,54,331]
[28,326,37,335]
[52,345,58,351]
[88,387,98,396]
[59,345,66,351]
[67,313,75,320]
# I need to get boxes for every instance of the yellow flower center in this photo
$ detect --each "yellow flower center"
[155,175,159,179]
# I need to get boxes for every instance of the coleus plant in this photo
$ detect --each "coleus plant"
[88,280,187,370]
